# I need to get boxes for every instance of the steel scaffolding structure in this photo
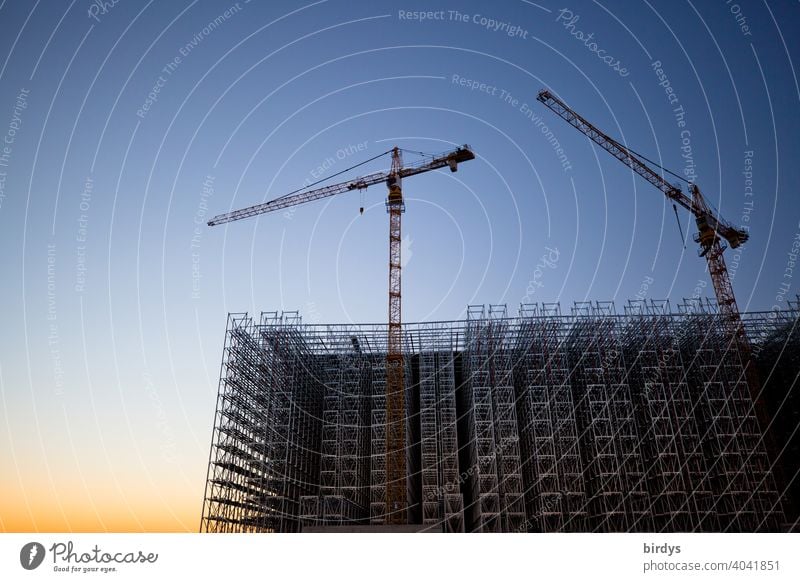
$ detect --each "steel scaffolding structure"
[201,299,799,532]
[458,305,527,532]
[750,296,800,527]
[620,300,713,532]
[201,312,322,532]
[369,357,388,525]
[416,323,465,532]
[514,302,587,532]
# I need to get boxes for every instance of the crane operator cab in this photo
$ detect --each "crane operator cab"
[386,175,402,201]
[386,174,404,213]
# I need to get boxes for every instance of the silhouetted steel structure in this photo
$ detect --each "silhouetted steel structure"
[207,144,475,523]
[536,91,775,472]
[201,298,798,533]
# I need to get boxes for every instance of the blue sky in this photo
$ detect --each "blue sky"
[0,0,798,530]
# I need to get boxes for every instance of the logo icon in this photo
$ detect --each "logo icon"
[20,542,45,570]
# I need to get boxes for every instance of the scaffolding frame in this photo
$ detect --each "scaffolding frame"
[201,300,797,532]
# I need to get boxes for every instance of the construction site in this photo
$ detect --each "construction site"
[199,299,799,533]
[200,91,800,533]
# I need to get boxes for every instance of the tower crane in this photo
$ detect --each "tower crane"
[208,144,475,525]
[536,89,772,453]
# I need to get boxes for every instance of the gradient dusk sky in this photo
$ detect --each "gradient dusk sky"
[1,0,799,532]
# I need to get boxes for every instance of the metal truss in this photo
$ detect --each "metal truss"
[201,299,799,532]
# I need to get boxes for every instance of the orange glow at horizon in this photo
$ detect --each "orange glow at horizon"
[1,478,202,533]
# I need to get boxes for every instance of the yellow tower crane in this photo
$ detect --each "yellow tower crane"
[537,89,773,463]
[208,144,475,524]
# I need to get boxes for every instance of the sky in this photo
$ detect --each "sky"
[0,0,798,532]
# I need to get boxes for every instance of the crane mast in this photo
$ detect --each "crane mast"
[385,147,406,524]
[207,144,475,525]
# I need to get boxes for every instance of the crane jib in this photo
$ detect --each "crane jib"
[536,90,747,249]
[206,146,475,227]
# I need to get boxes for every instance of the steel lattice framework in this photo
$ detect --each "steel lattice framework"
[201,298,799,533]
[206,144,475,523]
